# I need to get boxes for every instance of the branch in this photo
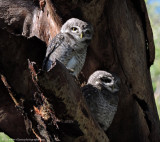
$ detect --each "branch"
[28,60,109,141]
[0,27,109,141]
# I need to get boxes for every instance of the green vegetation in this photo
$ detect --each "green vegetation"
[146,1,160,118]
[0,133,13,142]
[147,1,160,90]
[156,95,160,116]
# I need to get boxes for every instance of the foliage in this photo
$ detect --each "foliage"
[146,0,160,118]
[0,133,13,142]
[147,1,160,89]
[155,95,160,118]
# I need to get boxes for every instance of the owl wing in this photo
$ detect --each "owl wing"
[42,33,65,71]
[82,84,118,131]
[82,84,100,106]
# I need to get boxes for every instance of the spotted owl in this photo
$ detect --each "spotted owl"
[82,70,120,131]
[42,18,93,76]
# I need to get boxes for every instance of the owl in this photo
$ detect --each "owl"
[42,18,93,76]
[82,70,120,131]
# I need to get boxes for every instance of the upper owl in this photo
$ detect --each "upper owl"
[42,18,93,76]
[82,70,120,131]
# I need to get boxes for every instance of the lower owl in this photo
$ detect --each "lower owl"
[42,18,93,77]
[82,70,120,131]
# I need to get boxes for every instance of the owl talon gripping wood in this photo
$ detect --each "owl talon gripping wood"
[42,18,93,77]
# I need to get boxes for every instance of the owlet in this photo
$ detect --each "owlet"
[82,70,120,131]
[42,18,93,76]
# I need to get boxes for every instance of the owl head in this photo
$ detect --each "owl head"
[61,18,93,43]
[87,70,121,93]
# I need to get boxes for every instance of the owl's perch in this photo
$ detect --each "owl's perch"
[0,28,109,141]
[0,28,46,140]
[29,60,109,142]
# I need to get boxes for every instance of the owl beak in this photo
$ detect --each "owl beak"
[80,33,83,38]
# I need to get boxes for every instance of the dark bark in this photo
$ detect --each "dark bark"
[0,0,160,142]
[0,28,46,140]
[0,28,108,141]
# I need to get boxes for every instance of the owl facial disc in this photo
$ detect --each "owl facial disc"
[88,70,120,93]
[61,18,93,42]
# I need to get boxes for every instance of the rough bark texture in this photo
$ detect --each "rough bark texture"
[0,28,108,142]
[0,0,160,142]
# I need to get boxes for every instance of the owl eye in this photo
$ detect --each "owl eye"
[101,78,112,83]
[71,27,78,32]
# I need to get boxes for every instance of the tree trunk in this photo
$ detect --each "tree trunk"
[0,0,160,142]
